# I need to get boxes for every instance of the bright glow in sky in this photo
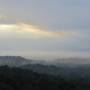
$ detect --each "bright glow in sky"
[0,22,75,38]
[0,0,90,60]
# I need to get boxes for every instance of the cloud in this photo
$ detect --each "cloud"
[0,22,75,38]
[0,14,7,20]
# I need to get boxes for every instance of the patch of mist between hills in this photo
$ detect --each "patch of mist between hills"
[24,56,90,66]
[50,58,90,66]
[0,56,90,68]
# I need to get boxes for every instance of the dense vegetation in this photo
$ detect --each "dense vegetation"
[0,66,90,90]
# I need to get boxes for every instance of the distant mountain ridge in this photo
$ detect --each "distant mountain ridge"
[0,56,29,66]
[1,56,90,78]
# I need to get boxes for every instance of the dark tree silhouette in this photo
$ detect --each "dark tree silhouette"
[0,66,90,90]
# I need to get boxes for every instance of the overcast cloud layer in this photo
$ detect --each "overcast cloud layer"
[0,0,90,60]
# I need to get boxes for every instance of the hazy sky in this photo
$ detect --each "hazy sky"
[0,0,90,59]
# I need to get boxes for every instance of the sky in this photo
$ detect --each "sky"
[0,0,90,60]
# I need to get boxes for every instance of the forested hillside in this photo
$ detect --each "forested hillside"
[0,66,90,90]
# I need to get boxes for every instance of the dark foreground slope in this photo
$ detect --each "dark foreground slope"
[0,66,90,90]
